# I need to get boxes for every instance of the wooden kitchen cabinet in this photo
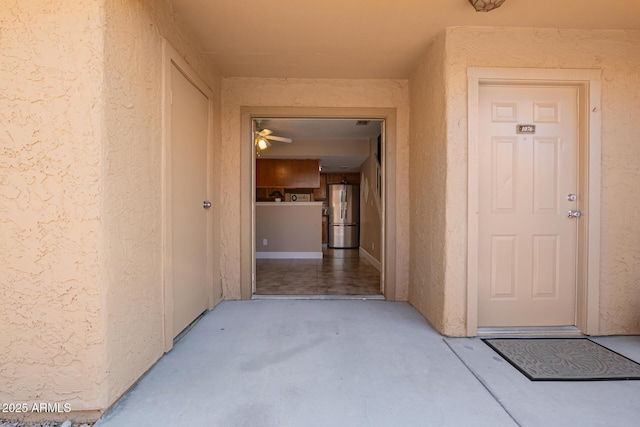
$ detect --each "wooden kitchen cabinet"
[313,173,327,200]
[256,159,320,188]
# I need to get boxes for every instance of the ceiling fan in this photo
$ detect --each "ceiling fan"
[254,120,293,151]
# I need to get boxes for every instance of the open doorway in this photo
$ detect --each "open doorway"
[239,107,399,301]
[252,118,384,297]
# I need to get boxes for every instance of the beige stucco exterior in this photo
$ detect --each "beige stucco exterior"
[408,32,449,334]
[102,0,222,406]
[408,27,640,336]
[0,1,106,414]
[1,1,639,421]
[1,0,222,419]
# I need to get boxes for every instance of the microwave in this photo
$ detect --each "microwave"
[288,193,312,202]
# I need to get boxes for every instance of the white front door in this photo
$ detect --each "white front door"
[478,85,579,327]
[170,63,209,337]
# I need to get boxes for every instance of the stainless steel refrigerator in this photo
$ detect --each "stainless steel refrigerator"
[328,184,360,248]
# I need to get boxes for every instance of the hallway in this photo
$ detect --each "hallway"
[95,300,640,427]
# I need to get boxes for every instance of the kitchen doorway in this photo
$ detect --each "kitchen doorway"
[239,107,399,300]
[253,117,383,297]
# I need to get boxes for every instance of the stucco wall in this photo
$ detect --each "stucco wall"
[408,33,448,333]
[441,27,640,335]
[221,78,410,300]
[0,0,223,418]
[102,0,223,406]
[0,0,106,412]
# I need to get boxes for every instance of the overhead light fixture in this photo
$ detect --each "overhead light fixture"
[468,0,505,12]
[256,137,270,151]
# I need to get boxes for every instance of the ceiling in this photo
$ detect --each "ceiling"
[170,0,639,79]
[171,1,638,173]
[257,119,382,141]
[255,119,381,173]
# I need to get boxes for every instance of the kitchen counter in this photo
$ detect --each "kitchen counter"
[255,202,323,259]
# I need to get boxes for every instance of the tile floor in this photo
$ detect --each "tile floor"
[255,248,381,296]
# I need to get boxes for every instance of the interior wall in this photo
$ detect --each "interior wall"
[221,78,410,300]
[359,139,382,265]
[262,138,370,158]
[443,27,640,335]
[102,0,223,407]
[408,32,449,333]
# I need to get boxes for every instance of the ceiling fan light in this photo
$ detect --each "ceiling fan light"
[468,0,506,12]
[256,137,270,150]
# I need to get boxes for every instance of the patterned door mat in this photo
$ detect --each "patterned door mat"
[483,338,640,381]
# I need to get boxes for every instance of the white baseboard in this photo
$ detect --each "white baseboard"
[256,251,323,259]
[359,247,381,271]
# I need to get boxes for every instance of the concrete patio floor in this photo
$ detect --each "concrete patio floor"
[95,300,640,427]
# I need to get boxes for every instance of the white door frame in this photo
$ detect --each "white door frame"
[161,40,216,351]
[239,107,398,301]
[466,67,602,336]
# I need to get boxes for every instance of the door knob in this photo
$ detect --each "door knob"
[567,210,582,218]
[567,194,577,201]
[203,201,212,209]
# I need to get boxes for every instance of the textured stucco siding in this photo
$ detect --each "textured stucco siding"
[0,0,107,409]
[408,33,448,333]
[221,78,410,300]
[442,27,640,335]
[0,0,223,418]
[102,0,223,406]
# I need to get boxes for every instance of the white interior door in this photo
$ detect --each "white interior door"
[478,85,579,327]
[170,63,209,337]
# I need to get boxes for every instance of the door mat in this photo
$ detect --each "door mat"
[483,338,640,381]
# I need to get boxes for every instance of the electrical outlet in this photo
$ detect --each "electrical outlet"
[263,238,268,246]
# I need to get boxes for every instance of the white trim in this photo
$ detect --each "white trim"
[256,252,323,259]
[466,67,601,337]
[359,247,381,272]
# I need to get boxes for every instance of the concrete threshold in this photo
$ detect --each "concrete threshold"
[252,294,385,301]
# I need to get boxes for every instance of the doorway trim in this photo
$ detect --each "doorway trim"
[466,67,602,336]
[161,40,216,352]
[240,107,398,301]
